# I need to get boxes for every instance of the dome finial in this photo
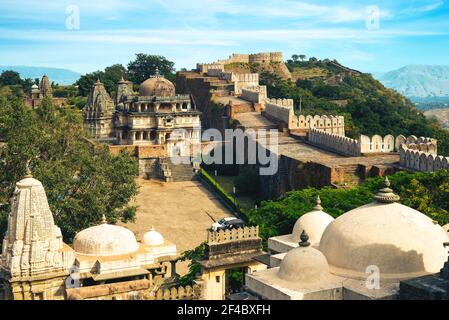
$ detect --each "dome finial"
[101,214,107,224]
[374,176,400,204]
[299,230,310,247]
[24,160,33,178]
[313,195,323,211]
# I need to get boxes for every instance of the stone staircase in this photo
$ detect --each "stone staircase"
[342,164,365,187]
[158,157,198,182]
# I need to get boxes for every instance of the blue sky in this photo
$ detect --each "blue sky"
[0,0,448,74]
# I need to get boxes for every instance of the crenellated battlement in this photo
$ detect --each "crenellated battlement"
[240,85,267,105]
[207,226,259,244]
[266,98,294,108]
[145,284,202,300]
[308,128,361,156]
[249,52,283,64]
[360,134,437,154]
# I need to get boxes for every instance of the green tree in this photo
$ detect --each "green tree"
[0,70,22,86]
[75,64,126,97]
[0,96,139,243]
[178,242,206,286]
[127,54,175,84]
[299,54,306,61]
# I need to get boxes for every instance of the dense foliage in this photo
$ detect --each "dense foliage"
[127,54,176,84]
[75,54,176,98]
[75,64,127,97]
[261,56,449,155]
[0,70,39,95]
[246,170,449,243]
[0,94,139,243]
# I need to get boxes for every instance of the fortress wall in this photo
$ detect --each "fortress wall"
[232,73,260,95]
[211,52,283,66]
[360,134,437,154]
[293,115,345,136]
[240,85,267,104]
[264,98,294,126]
[197,63,225,74]
[206,68,225,77]
[308,128,361,157]
[399,145,448,173]
[249,52,283,64]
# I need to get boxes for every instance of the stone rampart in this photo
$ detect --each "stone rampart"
[308,128,361,156]
[400,144,447,173]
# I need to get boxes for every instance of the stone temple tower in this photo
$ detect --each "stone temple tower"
[0,173,74,300]
[116,75,134,105]
[83,80,115,140]
[39,74,53,99]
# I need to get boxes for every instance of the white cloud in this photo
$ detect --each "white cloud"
[0,27,443,47]
[402,0,444,14]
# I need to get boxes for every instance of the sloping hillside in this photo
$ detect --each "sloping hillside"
[260,58,449,155]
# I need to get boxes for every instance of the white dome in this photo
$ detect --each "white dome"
[73,219,139,256]
[278,231,330,283]
[142,227,164,246]
[291,197,334,246]
[443,223,449,235]
[319,182,449,280]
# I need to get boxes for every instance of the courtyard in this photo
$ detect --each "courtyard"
[120,178,233,275]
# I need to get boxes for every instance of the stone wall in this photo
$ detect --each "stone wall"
[258,154,344,200]
[293,114,345,135]
[221,72,259,95]
[207,226,259,244]
[66,279,150,300]
[399,144,449,173]
[197,63,225,74]
[249,52,284,64]
[360,134,437,154]
[309,130,437,157]
[308,128,361,156]
[145,284,201,300]
[263,98,294,127]
[263,100,345,135]
[240,85,267,105]
[212,52,284,65]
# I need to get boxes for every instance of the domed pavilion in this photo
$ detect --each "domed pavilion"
[245,178,449,300]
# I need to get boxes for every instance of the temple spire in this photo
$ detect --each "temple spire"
[101,214,107,224]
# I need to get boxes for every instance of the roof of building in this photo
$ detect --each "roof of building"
[142,227,164,246]
[291,196,334,246]
[319,178,449,280]
[73,216,139,256]
[278,230,331,283]
[139,75,175,97]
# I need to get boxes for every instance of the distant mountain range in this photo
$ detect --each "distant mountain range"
[376,65,449,99]
[0,66,81,85]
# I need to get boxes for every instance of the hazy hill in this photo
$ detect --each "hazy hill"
[378,65,449,98]
[0,66,81,85]
[424,108,449,129]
